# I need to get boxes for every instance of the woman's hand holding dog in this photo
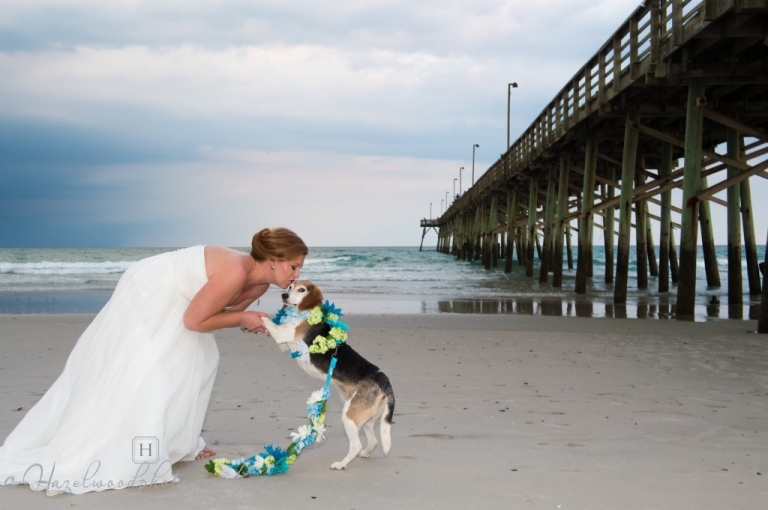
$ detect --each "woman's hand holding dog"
[240,311,269,334]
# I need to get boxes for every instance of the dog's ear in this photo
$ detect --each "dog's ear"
[298,284,323,311]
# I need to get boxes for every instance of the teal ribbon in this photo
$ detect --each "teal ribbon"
[324,356,337,391]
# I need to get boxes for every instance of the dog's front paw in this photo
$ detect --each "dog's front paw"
[330,462,347,470]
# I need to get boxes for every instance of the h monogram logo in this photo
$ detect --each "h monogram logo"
[132,437,160,464]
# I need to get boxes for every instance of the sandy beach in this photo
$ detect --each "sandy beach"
[1,313,767,509]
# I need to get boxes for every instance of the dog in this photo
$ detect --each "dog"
[260,280,395,470]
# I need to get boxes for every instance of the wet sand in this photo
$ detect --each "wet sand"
[1,313,767,509]
[2,287,763,321]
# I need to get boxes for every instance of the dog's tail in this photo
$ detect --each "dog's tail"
[377,372,395,456]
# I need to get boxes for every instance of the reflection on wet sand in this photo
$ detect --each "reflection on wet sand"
[427,297,762,321]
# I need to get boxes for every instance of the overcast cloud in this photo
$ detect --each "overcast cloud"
[2,0,764,247]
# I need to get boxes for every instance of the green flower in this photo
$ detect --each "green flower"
[308,335,326,353]
[211,458,231,476]
[307,307,324,325]
[328,327,347,343]
[309,334,340,354]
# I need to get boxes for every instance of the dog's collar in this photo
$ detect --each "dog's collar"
[273,307,311,325]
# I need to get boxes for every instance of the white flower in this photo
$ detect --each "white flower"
[219,465,241,479]
[307,390,324,405]
[252,456,265,471]
[291,424,312,441]
[313,423,326,443]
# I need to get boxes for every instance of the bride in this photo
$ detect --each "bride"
[0,228,308,495]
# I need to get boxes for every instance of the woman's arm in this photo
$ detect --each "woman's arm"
[183,265,263,332]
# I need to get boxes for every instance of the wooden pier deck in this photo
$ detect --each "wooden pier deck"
[424,0,768,322]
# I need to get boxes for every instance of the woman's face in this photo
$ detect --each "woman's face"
[273,255,305,289]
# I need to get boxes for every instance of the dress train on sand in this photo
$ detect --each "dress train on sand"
[0,246,218,495]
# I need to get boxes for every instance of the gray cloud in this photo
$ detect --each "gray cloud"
[1,0,640,57]
[2,0,765,247]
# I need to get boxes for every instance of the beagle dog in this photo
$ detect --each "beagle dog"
[261,280,395,470]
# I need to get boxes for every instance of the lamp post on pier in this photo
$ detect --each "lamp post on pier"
[459,167,464,195]
[445,191,449,211]
[430,202,432,220]
[507,82,518,152]
[453,179,457,202]
[472,144,479,185]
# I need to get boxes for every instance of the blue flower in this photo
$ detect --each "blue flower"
[323,300,343,317]
[273,308,287,324]
[274,307,311,325]
[326,317,349,331]
[307,402,323,418]
[264,444,289,463]
[271,460,290,475]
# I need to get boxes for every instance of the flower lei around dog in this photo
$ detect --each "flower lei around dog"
[304,301,349,354]
[205,301,347,478]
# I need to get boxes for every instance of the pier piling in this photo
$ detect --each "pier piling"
[526,180,537,277]
[505,190,517,273]
[759,230,768,333]
[741,169,762,296]
[676,80,705,318]
[699,175,721,289]
[658,142,673,293]
[576,138,598,294]
[604,169,616,285]
[540,169,557,283]
[615,111,640,304]
[635,170,649,290]
[726,128,743,308]
[553,156,570,287]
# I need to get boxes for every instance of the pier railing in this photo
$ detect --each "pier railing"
[448,0,714,217]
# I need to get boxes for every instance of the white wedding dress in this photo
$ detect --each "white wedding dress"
[0,246,219,495]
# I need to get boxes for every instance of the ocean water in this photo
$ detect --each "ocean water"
[0,245,764,320]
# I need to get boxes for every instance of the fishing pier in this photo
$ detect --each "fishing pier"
[422,0,768,324]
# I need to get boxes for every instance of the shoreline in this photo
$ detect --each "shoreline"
[0,288,762,322]
[1,313,766,508]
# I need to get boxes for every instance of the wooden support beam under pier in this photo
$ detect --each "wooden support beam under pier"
[553,156,570,288]
[615,111,641,305]
[659,142,674,293]
[727,127,743,311]
[677,79,706,318]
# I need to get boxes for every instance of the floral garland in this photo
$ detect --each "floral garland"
[205,381,332,478]
[205,301,346,478]
[306,301,348,354]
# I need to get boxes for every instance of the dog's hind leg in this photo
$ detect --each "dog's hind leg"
[330,398,363,470]
[380,402,393,456]
[358,419,378,458]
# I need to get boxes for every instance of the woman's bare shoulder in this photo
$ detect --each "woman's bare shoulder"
[203,246,250,280]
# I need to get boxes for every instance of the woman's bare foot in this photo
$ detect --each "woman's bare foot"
[196,446,216,460]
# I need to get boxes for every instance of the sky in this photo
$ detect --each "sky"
[1,0,765,248]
